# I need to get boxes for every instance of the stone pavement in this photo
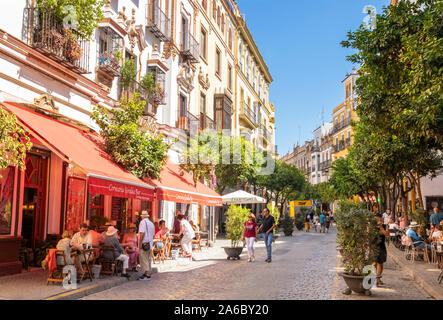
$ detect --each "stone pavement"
[82,228,339,300]
[386,244,443,300]
[333,243,436,300]
[0,237,275,300]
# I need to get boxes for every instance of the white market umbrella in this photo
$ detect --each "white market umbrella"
[222,190,267,205]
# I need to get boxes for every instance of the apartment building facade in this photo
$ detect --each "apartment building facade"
[332,68,359,161]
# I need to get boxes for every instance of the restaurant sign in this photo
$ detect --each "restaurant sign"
[88,177,154,201]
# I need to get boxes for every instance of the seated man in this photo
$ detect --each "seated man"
[70,223,93,275]
[103,226,130,278]
[406,222,431,250]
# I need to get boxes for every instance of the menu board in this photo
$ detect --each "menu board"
[111,197,123,221]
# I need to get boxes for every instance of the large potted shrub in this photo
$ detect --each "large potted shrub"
[280,214,295,236]
[294,212,305,231]
[224,204,249,260]
[335,207,379,296]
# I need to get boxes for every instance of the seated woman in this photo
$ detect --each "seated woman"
[41,230,74,270]
[154,220,169,249]
[103,226,130,278]
[122,223,139,272]
[431,225,442,241]
[56,230,74,266]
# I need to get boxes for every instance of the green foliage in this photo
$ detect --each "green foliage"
[91,94,170,179]
[0,107,32,178]
[310,182,337,204]
[120,58,137,90]
[182,131,262,190]
[330,158,367,199]
[225,205,250,247]
[37,0,106,39]
[341,0,443,212]
[267,203,280,231]
[335,208,379,276]
[294,213,305,231]
[141,72,155,93]
[280,214,295,236]
[257,159,306,214]
[408,208,428,230]
[337,199,367,214]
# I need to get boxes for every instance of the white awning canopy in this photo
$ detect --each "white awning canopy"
[222,190,267,205]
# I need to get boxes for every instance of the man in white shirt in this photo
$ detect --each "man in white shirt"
[382,209,393,225]
[70,223,92,274]
[177,214,195,258]
[137,211,155,280]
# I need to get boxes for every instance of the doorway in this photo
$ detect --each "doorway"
[21,153,48,248]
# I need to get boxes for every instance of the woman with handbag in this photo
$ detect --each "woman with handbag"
[122,223,139,272]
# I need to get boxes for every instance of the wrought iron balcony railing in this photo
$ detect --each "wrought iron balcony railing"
[180,32,199,63]
[241,101,257,127]
[146,2,170,41]
[332,118,351,134]
[199,114,215,131]
[320,160,332,171]
[23,7,90,74]
[176,112,199,132]
[261,124,271,142]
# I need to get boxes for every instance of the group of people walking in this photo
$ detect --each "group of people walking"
[242,208,276,263]
[304,210,333,233]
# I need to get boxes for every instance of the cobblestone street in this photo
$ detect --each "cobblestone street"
[80,227,434,300]
[82,228,334,300]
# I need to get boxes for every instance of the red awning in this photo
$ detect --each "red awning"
[149,161,223,207]
[2,102,155,201]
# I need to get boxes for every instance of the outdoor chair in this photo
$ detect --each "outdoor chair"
[152,240,166,264]
[192,233,202,251]
[46,249,70,285]
[97,245,120,276]
[405,236,430,263]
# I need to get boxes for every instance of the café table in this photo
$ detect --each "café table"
[78,248,95,283]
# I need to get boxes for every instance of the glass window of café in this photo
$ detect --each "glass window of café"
[0,167,15,236]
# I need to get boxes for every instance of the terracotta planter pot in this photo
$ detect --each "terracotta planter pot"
[339,272,372,296]
[223,247,243,260]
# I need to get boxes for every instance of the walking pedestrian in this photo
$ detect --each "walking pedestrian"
[319,211,326,233]
[313,214,319,232]
[258,208,276,263]
[304,213,310,232]
[137,211,155,280]
[242,213,258,262]
[382,209,393,226]
[430,207,443,229]
[177,214,195,258]
[372,214,389,286]
[325,212,330,233]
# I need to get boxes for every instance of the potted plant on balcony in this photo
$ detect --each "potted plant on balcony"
[64,29,82,62]
[120,58,137,94]
[224,204,249,260]
[335,207,379,296]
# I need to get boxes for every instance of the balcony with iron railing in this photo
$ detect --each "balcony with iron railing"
[260,124,272,143]
[240,101,257,128]
[118,79,165,116]
[97,27,123,77]
[180,32,199,63]
[199,114,215,131]
[146,2,170,41]
[332,118,351,134]
[176,112,199,132]
[334,141,346,152]
[23,7,90,74]
[320,160,332,171]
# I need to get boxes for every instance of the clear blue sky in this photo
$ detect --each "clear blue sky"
[237,0,390,156]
